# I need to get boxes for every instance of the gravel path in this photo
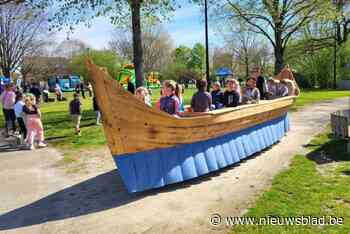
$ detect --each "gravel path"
[0,97,349,234]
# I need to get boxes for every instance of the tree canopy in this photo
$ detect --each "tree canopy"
[51,0,180,87]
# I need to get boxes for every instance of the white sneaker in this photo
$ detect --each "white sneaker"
[27,144,35,150]
[38,142,47,148]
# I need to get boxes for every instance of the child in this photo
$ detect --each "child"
[69,93,82,136]
[159,81,180,115]
[55,83,63,101]
[87,82,93,97]
[191,79,212,112]
[135,86,152,107]
[23,95,46,150]
[266,78,279,100]
[242,78,260,104]
[211,81,224,109]
[14,93,27,143]
[1,84,16,137]
[223,79,240,107]
[175,83,185,112]
[93,96,101,125]
[156,80,170,109]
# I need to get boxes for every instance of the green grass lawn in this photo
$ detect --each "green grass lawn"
[1,88,348,153]
[292,89,349,111]
[232,131,350,233]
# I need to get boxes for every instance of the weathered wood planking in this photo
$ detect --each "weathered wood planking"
[86,59,296,155]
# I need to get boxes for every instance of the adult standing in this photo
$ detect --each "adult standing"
[30,83,42,105]
[80,82,85,99]
[1,84,16,137]
[251,67,268,100]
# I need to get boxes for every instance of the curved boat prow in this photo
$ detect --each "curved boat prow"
[86,59,295,193]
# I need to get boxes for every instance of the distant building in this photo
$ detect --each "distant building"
[22,56,71,82]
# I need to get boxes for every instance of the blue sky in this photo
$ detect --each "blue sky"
[55,1,220,49]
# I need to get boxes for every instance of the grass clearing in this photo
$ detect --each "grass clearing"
[231,131,350,233]
[292,89,349,111]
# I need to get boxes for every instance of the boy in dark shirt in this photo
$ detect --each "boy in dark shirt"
[211,81,224,110]
[191,79,212,112]
[69,93,82,136]
[223,79,240,107]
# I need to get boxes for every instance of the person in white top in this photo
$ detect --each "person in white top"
[14,92,27,143]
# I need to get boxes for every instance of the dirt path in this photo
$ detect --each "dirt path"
[0,97,349,234]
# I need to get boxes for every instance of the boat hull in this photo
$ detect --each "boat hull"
[115,114,289,193]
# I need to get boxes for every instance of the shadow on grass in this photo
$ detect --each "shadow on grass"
[0,141,280,231]
[306,134,350,165]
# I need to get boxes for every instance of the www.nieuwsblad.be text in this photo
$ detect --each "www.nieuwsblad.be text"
[209,214,344,226]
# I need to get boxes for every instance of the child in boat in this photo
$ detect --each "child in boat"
[276,80,289,97]
[175,83,185,112]
[242,78,260,104]
[14,92,27,143]
[135,86,152,107]
[211,81,224,109]
[266,79,288,99]
[223,79,240,108]
[23,94,46,150]
[191,79,212,112]
[93,96,101,125]
[156,80,170,109]
[159,80,180,115]
[266,79,278,100]
[69,93,82,136]
[281,79,300,96]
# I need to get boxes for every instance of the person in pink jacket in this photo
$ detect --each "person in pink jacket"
[23,95,46,150]
[0,84,16,137]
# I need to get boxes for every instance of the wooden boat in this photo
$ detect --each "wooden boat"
[86,59,297,193]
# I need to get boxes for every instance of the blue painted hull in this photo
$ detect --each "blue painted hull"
[114,114,290,193]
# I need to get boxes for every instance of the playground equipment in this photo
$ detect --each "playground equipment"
[117,64,160,89]
[147,72,161,89]
[48,75,81,92]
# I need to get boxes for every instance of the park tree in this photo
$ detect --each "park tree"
[70,50,122,81]
[54,39,88,59]
[0,2,48,77]
[212,47,233,73]
[109,24,174,73]
[216,0,326,74]
[188,43,206,76]
[52,0,179,88]
[174,46,192,67]
[219,20,272,78]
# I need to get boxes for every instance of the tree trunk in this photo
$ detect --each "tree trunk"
[274,48,284,75]
[274,28,284,74]
[131,0,143,88]
[245,55,249,79]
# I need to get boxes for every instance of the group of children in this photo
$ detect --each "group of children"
[132,68,298,116]
[1,84,46,150]
[0,82,102,149]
